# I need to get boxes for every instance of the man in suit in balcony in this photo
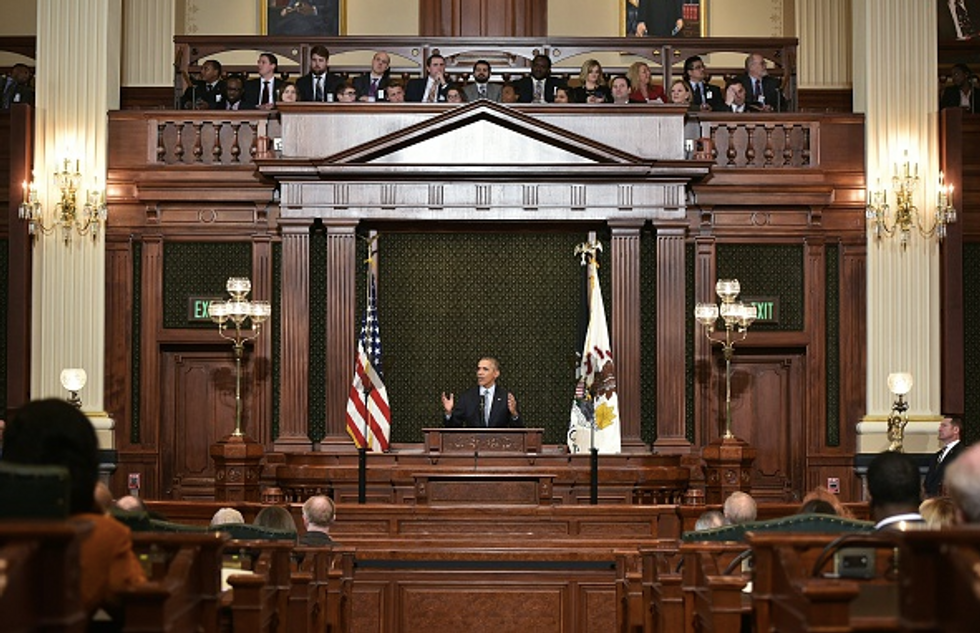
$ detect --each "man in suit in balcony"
[463,60,502,102]
[297,45,342,103]
[441,357,524,428]
[181,59,226,110]
[407,54,450,103]
[683,55,724,112]
[243,52,286,110]
[515,54,564,104]
[353,51,392,101]
[737,53,789,112]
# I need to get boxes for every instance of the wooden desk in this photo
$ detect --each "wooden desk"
[424,427,544,454]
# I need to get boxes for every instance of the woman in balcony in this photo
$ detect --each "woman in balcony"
[571,59,611,104]
[669,78,694,109]
[626,61,665,103]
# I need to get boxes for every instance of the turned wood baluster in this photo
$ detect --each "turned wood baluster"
[212,121,223,163]
[744,124,757,166]
[248,121,259,159]
[725,124,737,166]
[192,122,204,162]
[174,122,186,163]
[763,125,775,167]
[782,125,794,166]
[156,122,166,163]
[709,126,719,162]
[802,126,812,166]
[230,122,242,163]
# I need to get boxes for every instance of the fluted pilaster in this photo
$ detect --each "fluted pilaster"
[795,0,852,88]
[32,0,121,424]
[277,221,313,451]
[853,0,942,450]
[122,0,175,86]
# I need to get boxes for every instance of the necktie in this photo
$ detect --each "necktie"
[534,80,544,103]
[426,80,438,103]
[369,78,379,98]
[483,390,491,426]
[261,80,270,105]
[937,448,948,463]
[754,79,762,99]
[699,83,706,102]
[314,75,323,101]
[478,84,486,99]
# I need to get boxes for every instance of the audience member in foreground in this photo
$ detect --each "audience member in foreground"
[253,505,298,534]
[722,491,757,524]
[800,485,854,519]
[944,441,980,523]
[919,496,957,528]
[866,450,924,530]
[299,495,336,546]
[693,509,726,531]
[210,506,245,527]
[3,399,145,616]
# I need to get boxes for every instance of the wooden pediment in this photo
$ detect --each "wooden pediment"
[322,100,647,167]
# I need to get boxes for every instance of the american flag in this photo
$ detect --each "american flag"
[345,245,391,452]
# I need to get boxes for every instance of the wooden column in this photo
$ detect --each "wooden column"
[5,105,33,418]
[693,235,717,445]
[654,225,691,454]
[939,108,964,417]
[610,220,643,450]
[276,221,313,452]
[251,234,274,446]
[323,221,358,444]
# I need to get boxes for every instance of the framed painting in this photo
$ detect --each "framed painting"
[939,0,980,41]
[623,0,706,38]
[262,0,344,36]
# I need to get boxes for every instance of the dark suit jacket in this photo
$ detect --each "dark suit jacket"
[690,81,725,111]
[514,76,565,103]
[296,71,343,102]
[444,385,524,428]
[181,80,226,110]
[298,530,334,547]
[406,77,449,102]
[243,77,287,109]
[924,440,966,497]
[353,73,390,99]
[737,74,789,112]
[941,84,978,113]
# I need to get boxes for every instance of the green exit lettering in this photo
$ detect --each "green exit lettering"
[194,300,212,319]
[753,301,773,321]
[188,296,222,322]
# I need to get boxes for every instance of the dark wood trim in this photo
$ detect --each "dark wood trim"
[276,221,313,451]
[5,104,33,418]
[940,108,965,417]
[654,225,691,453]
[610,221,643,449]
[797,88,852,113]
[323,222,358,444]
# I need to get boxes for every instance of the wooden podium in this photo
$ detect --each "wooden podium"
[423,427,543,454]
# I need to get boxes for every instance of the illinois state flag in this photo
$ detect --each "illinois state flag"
[345,250,391,452]
[568,242,621,454]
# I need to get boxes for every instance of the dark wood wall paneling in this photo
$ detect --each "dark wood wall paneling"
[419,0,546,37]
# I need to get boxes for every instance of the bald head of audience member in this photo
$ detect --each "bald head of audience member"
[944,442,980,523]
[694,509,726,531]
[302,495,336,534]
[210,507,245,527]
[723,491,757,524]
[116,495,146,513]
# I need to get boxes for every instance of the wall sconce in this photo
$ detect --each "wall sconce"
[60,368,87,409]
[694,279,758,439]
[19,158,108,245]
[866,151,956,250]
[886,372,913,452]
[208,277,271,437]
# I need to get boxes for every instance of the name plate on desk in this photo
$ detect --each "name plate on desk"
[423,428,544,454]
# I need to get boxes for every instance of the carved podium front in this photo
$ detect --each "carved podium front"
[423,427,543,454]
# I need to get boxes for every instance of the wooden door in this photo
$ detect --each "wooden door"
[702,352,806,503]
[160,349,240,499]
[420,0,546,37]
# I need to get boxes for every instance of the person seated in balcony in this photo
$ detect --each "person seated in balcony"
[554,86,572,103]
[683,55,724,112]
[723,81,749,113]
[940,63,979,113]
[570,59,611,104]
[181,59,225,110]
[463,59,502,103]
[669,78,694,108]
[1,63,34,108]
[334,80,358,103]
[501,82,521,104]
[222,76,247,110]
[407,54,449,103]
[385,79,406,103]
[736,53,789,112]
[297,45,342,103]
[354,51,391,102]
[515,54,564,103]
[244,52,287,110]
[446,85,467,103]
[3,399,146,617]
[626,62,664,103]
[279,83,298,104]
[609,76,634,105]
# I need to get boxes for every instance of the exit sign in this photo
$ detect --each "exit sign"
[188,297,222,322]
[741,296,779,324]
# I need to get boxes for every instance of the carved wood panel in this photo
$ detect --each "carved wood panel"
[419,0,546,37]
[702,352,805,502]
[160,349,240,500]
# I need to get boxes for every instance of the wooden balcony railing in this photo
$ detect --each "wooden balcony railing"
[695,114,816,169]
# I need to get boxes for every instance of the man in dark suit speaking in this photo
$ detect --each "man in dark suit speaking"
[441,357,523,428]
